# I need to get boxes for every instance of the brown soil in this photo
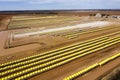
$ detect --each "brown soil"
[29,37,120,80]
[76,57,120,80]
[0,12,120,80]
[0,16,11,30]
[0,23,120,64]
[98,65,120,80]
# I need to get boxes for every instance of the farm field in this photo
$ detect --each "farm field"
[8,15,88,29]
[0,11,120,80]
[1,30,120,80]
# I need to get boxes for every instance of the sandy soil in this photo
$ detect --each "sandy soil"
[29,38,120,80]
[0,16,11,30]
[8,15,84,29]
[100,65,120,80]
[0,28,120,80]
[0,23,120,64]
[0,12,120,80]
[0,31,40,56]
[76,57,120,80]
[13,21,112,38]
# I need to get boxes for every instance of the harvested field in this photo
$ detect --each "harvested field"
[8,15,86,29]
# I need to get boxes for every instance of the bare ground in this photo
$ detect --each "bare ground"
[0,23,120,64]
[29,37,120,80]
[0,13,120,80]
